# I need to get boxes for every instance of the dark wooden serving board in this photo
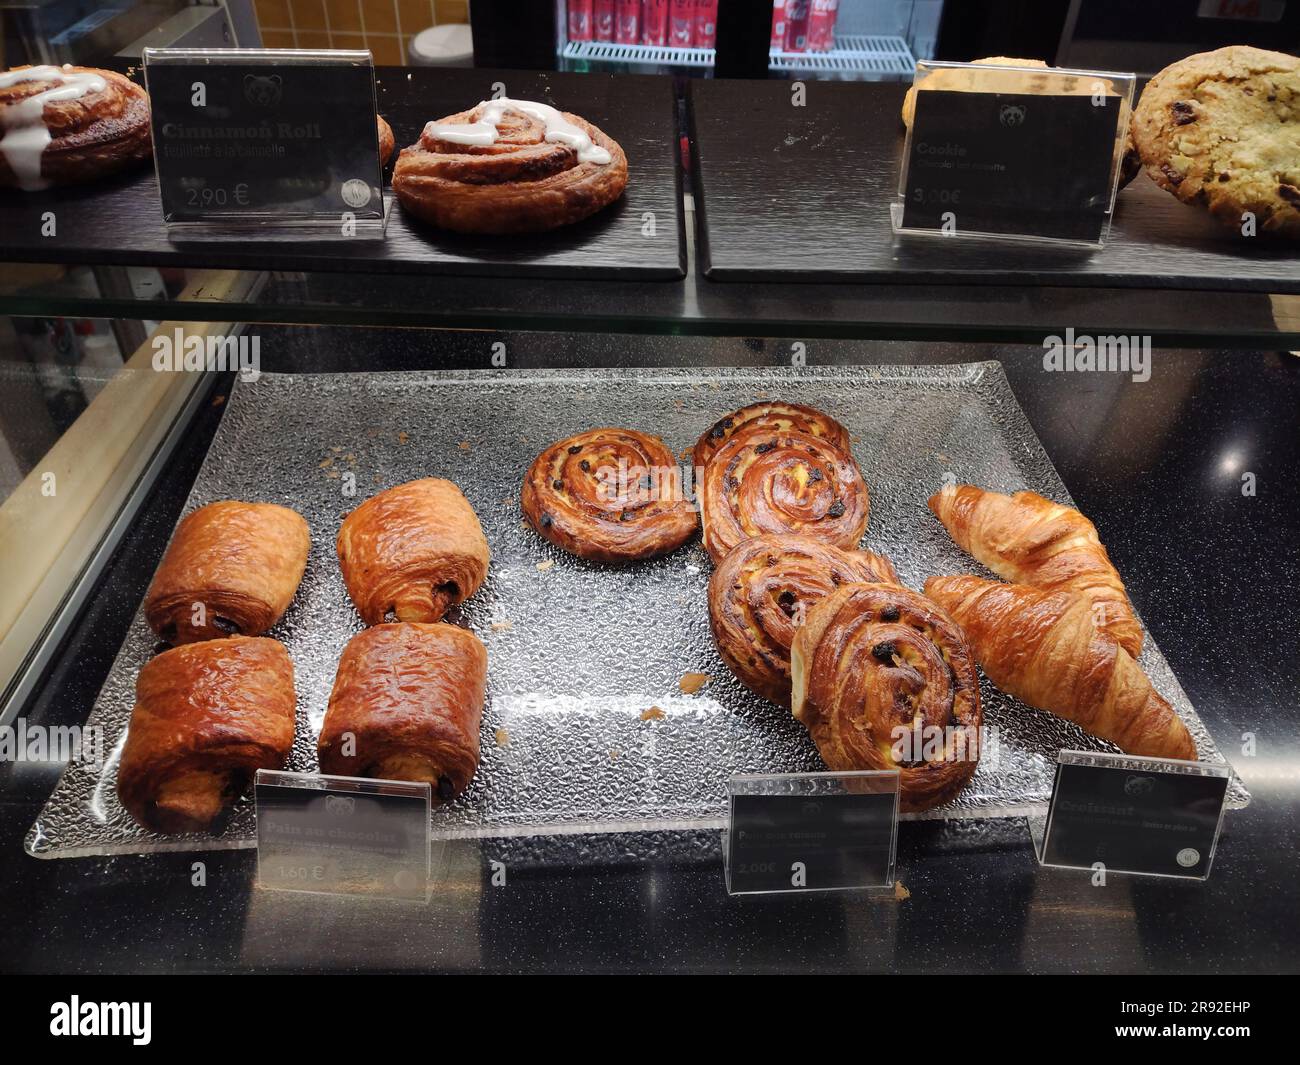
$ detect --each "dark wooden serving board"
[0,68,685,280]
[689,78,1300,292]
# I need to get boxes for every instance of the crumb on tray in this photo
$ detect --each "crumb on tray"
[679,672,710,695]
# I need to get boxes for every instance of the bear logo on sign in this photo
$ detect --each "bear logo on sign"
[244,73,282,107]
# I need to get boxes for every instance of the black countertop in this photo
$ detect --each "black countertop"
[1,329,1296,974]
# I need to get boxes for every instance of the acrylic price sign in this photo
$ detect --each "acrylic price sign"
[892,61,1136,246]
[143,48,384,230]
[724,771,899,895]
[1036,751,1231,881]
[255,770,430,899]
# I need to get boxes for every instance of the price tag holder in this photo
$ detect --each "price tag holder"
[724,771,899,895]
[143,48,385,235]
[1035,751,1232,881]
[255,770,430,900]
[891,61,1135,247]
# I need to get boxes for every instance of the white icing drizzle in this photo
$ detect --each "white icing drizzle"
[426,98,612,165]
[0,64,107,190]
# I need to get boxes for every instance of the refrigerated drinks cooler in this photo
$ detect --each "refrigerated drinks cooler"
[557,0,935,77]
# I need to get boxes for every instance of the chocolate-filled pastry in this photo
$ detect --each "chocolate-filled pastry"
[700,427,869,563]
[692,401,852,471]
[117,637,296,833]
[522,428,698,562]
[0,65,151,190]
[145,501,310,645]
[337,478,490,625]
[790,583,982,812]
[318,623,487,802]
[378,115,395,165]
[924,575,1195,761]
[927,484,1142,657]
[392,98,628,233]
[710,534,899,706]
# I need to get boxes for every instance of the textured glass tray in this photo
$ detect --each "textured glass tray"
[26,363,1249,858]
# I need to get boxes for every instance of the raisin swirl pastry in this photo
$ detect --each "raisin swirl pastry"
[791,583,982,812]
[318,623,487,802]
[522,428,698,562]
[710,534,900,706]
[337,478,490,625]
[392,98,628,233]
[700,427,869,563]
[0,65,151,190]
[377,115,395,165]
[693,401,852,471]
[145,501,310,645]
[117,637,296,834]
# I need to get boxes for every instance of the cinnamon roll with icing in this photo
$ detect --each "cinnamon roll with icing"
[791,583,982,812]
[392,98,628,233]
[699,427,869,563]
[0,65,151,190]
[522,428,698,562]
[709,535,899,706]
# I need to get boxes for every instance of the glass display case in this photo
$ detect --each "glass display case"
[0,2,1297,984]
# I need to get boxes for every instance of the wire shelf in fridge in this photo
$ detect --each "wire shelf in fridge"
[560,39,717,69]
[769,34,915,76]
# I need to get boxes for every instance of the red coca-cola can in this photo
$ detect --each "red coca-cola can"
[643,0,669,44]
[806,0,838,52]
[784,0,809,52]
[771,0,786,50]
[694,0,718,47]
[669,0,694,47]
[567,0,593,41]
[615,0,641,43]
[594,0,615,41]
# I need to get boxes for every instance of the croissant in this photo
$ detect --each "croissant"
[923,575,1196,761]
[337,478,490,625]
[709,534,899,706]
[145,501,310,645]
[117,637,296,833]
[692,401,852,471]
[318,622,487,803]
[392,98,628,234]
[790,583,982,812]
[522,428,698,562]
[0,65,151,190]
[928,484,1143,658]
[700,426,868,563]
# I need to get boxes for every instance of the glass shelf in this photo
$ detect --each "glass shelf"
[1,259,1297,349]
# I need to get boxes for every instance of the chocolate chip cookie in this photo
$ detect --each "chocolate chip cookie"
[1132,46,1299,238]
